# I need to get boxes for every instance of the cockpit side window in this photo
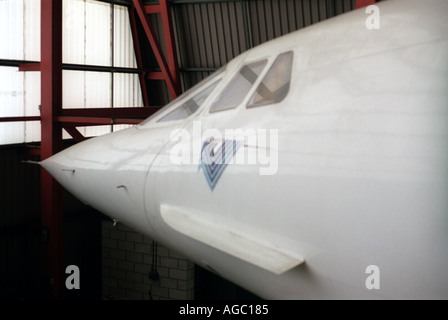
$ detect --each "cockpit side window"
[209,59,267,113]
[138,66,225,127]
[157,80,220,123]
[247,51,293,108]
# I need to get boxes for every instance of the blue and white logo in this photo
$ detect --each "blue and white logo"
[199,139,242,191]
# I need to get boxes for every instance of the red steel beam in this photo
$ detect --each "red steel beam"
[60,107,160,118]
[145,4,161,14]
[63,126,87,143]
[0,107,159,124]
[113,118,144,125]
[159,0,180,90]
[129,6,150,106]
[40,0,64,299]
[146,72,166,80]
[0,116,40,122]
[356,0,376,9]
[132,0,181,99]
[56,116,143,126]
[18,63,41,72]
[56,107,161,126]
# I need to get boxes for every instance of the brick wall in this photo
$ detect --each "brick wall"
[101,221,195,300]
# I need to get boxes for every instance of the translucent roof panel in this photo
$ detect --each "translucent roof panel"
[113,73,143,108]
[0,1,142,145]
[113,5,138,69]
[0,0,40,61]
[63,0,112,66]
[0,67,41,145]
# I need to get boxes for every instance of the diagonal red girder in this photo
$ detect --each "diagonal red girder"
[128,6,150,107]
[130,0,181,100]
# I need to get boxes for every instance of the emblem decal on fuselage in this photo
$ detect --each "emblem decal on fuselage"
[199,138,242,191]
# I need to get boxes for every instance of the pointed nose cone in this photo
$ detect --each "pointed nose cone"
[41,136,112,209]
[41,148,78,190]
[41,128,153,233]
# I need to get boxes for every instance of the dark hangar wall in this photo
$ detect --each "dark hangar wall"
[0,145,102,299]
[0,146,41,299]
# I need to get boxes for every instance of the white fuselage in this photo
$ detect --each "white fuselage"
[42,0,448,299]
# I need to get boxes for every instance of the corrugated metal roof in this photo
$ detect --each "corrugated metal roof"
[171,0,354,92]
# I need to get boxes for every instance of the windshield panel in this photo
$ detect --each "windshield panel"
[209,60,267,113]
[247,51,293,108]
[138,66,225,127]
[157,80,220,122]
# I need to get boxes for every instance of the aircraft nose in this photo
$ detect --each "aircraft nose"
[41,154,72,178]
[40,128,153,232]
[40,141,96,207]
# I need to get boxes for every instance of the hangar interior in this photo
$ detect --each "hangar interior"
[0,0,373,299]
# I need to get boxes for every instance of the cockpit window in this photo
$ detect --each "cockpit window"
[157,80,220,122]
[247,51,293,108]
[138,66,225,127]
[209,59,267,113]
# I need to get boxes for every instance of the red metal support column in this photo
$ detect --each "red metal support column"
[129,7,150,106]
[356,0,376,9]
[130,0,182,100]
[159,0,180,91]
[40,0,63,299]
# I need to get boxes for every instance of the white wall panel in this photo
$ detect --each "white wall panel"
[0,0,40,61]
[113,73,142,108]
[114,5,137,69]
[23,71,41,143]
[84,125,112,137]
[23,0,40,61]
[1,0,142,145]
[63,70,112,138]
[63,70,112,108]
[63,70,85,109]
[0,67,40,145]
[112,124,134,132]
[0,0,24,60]
[85,71,111,108]
[63,0,111,66]
[0,67,24,117]
[63,0,85,65]
[24,71,40,117]
[25,121,40,143]
[0,123,25,145]
[85,0,111,66]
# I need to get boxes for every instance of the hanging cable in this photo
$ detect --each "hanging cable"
[148,241,160,281]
